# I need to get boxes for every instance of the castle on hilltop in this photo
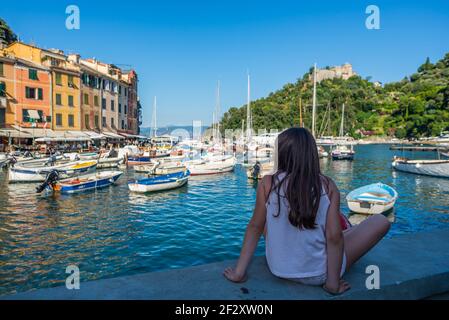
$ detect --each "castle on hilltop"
[312,63,357,82]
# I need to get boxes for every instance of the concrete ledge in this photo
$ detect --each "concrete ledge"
[3,229,449,300]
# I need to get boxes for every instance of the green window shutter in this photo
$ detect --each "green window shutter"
[29,69,38,80]
[38,88,43,100]
[25,87,30,98]
[0,82,5,96]
[0,62,4,76]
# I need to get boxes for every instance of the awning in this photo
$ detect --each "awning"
[102,131,124,139]
[11,125,58,138]
[0,128,34,138]
[83,131,107,140]
[27,110,41,119]
[119,132,149,139]
[35,136,92,142]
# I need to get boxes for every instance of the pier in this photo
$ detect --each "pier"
[389,145,447,152]
[3,228,449,300]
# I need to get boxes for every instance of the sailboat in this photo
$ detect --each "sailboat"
[311,63,329,158]
[331,103,355,160]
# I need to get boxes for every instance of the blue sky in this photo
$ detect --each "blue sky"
[1,1,449,126]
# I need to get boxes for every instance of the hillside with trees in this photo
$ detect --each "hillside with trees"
[220,53,449,139]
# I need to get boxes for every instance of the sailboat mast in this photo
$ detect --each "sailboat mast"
[312,63,317,138]
[299,96,303,128]
[340,103,345,137]
[151,96,157,138]
[216,81,221,143]
[246,73,252,143]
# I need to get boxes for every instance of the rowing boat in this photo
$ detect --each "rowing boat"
[346,183,398,214]
[128,170,190,193]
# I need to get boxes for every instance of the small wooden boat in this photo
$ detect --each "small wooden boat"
[392,156,449,178]
[8,160,98,183]
[134,162,186,175]
[36,170,123,194]
[331,144,355,160]
[346,183,398,215]
[128,170,190,193]
[97,157,124,169]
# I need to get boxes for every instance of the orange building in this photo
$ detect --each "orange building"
[11,58,52,129]
[0,54,16,128]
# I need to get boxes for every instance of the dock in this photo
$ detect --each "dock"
[389,145,447,152]
[2,228,449,300]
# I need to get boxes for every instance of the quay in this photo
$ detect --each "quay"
[389,145,447,152]
[3,229,449,300]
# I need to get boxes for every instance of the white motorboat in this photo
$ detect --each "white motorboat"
[186,156,236,176]
[8,160,98,183]
[392,156,449,178]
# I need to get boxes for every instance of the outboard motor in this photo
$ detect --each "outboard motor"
[252,161,261,180]
[36,170,60,193]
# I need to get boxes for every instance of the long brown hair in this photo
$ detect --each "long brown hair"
[269,127,323,229]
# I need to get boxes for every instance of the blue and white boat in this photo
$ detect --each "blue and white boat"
[37,170,123,194]
[346,182,398,214]
[128,170,190,193]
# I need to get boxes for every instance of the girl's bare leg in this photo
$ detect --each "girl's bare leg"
[343,214,390,271]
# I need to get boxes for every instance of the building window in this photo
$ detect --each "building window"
[0,82,6,97]
[56,93,62,105]
[94,96,99,107]
[95,115,99,128]
[56,113,63,126]
[68,95,74,107]
[68,114,74,127]
[29,69,38,80]
[124,105,127,114]
[119,85,122,95]
[111,118,115,128]
[25,87,43,100]
[85,114,90,129]
[102,98,106,109]
[55,73,62,86]
[121,120,125,130]
[111,100,115,111]
[118,103,121,113]
[0,62,4,76]
[68,75,75,88]
[84,93,89,105]
[102,116,106,127]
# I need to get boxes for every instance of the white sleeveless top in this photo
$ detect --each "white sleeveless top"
[265,173,330,278]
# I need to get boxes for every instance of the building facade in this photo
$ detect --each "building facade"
[0,55,15,128]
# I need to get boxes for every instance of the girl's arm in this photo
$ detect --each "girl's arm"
[324,179,350,294]
[223,176,269,282]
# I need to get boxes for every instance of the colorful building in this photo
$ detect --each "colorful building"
[123,70,140,135]
[0,54,15,128]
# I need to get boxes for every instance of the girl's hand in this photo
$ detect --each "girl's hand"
[323,279,351,295]
[223,267,247,283]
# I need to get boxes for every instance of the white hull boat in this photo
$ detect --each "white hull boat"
[8,160,98,183]
[128,170,190,193]
[392,157,449,178]
[97,157,124,169]
[346,182,398,215]
[186,157,236,176]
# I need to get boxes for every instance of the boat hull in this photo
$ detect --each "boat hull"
[392,159,449,178]
[346,182,398,215]
[128,170,190,193]
[53,171,123,194]
[8,161,98,183]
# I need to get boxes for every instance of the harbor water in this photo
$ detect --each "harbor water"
[1,144,449,296]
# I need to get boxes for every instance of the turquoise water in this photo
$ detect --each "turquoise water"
[1,144,449,295]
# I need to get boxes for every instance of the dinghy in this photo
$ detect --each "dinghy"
[346,183,398,215]
[186,157,236,176]
[392,156,449,178]
[8,160,97,183]
[36,170,123,194]
[128,170,190,193]
[134,162,186,175]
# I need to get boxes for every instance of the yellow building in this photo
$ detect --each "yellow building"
[4,42,81,131]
